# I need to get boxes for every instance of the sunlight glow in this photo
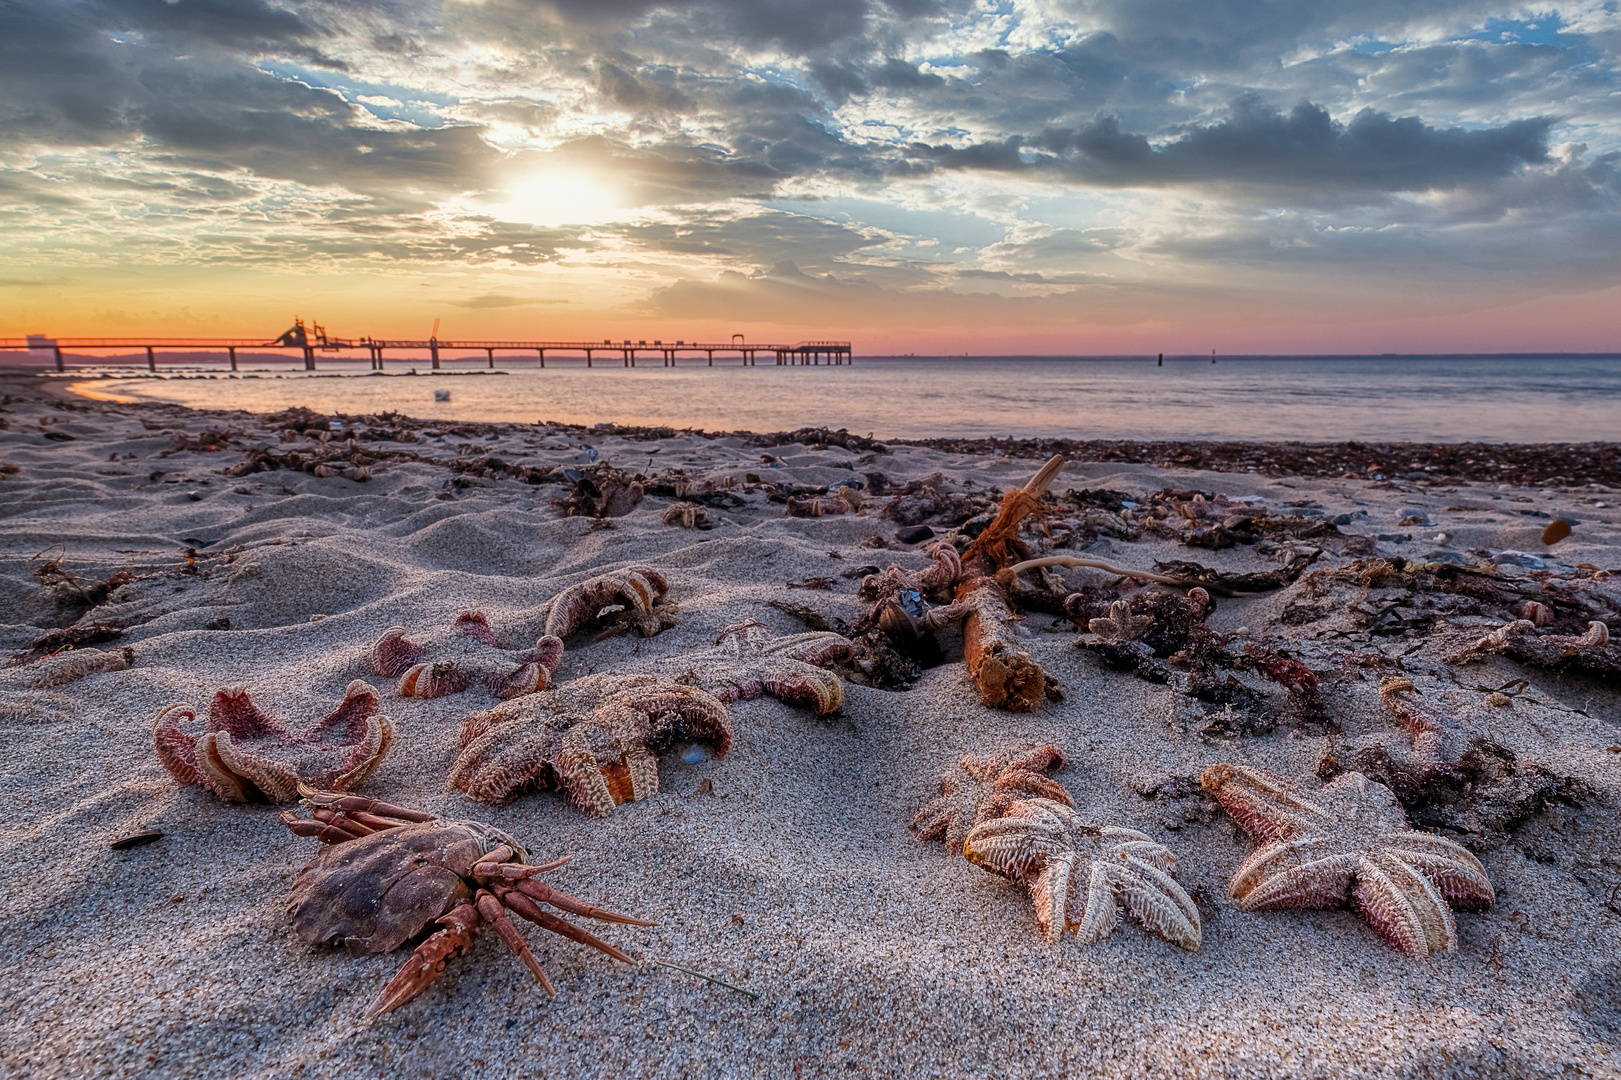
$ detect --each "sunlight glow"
[494,171,624,227]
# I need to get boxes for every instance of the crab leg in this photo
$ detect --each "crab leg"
[513,877,658,925]
[296,785,436,824]
[500,889,637,964]
[474,891,556,996]
[278,811,367,844]
[366,902,483,1017]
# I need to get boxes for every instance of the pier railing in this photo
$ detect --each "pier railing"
[0,335,853,373]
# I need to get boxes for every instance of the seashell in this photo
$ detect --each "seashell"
[1541,519,1573,545]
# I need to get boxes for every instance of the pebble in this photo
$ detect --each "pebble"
[894,525,934,544]
[1542,519,1573,545]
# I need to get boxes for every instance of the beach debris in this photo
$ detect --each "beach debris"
[910,744,1070,857]
[110,830,164,850]
[552,467,644,518]
[661,501,712,529]
[963,798,1200,950]
[281,787,653,1015]
[956,577,1058,711]
[1446,619,1618,684]
[7,645,133,687]
[448,674,733,813]
[1149,553,1320,594]
[31,552,136,618]
[857,541,965,663]
[638,620,853,715]
[542,566,679,642]
[371,611,563,700]
[785,492,852,517]
[153,680,393,804]
[894,525,933,544]
[433,389,451,402]
[1542,519,1573,545]
[962,455,1067,572]
[1200,764,1494,958]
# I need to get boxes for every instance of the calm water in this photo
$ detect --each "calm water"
[68,356,1621,443]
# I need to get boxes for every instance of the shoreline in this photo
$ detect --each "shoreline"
[8,371,1617,488]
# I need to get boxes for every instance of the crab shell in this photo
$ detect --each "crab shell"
[287,819,525,957]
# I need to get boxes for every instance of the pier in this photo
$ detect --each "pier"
[1,326,853,373]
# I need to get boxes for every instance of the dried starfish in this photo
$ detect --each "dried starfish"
[1378,676,1445,763]
[371,611,562,699]
[964,798,1200,950]
[639,620,853,716]
[911,744,1071,856]
[1201,763,1494,958]
[543,566,678,640]
[1087,600,1156,644]
[447,673,732,815]
[154,680,393,803]
[660,502,710,529]
[5,645,132,688]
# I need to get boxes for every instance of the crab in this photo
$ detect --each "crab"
[280,786,655,1016]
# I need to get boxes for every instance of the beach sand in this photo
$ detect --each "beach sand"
[2,375,1619,1078]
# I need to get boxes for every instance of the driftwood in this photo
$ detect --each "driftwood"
[955,578,1053,712]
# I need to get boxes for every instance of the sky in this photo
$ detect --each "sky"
[1,0,1619,354]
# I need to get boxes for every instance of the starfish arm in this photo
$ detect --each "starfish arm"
[1000,772,1073,807]
[1235,849,1358,910]
[1200,763,1330,843]
[1030,856,1075,943]
[1109,838,1177,875]
[1114,858,1202,951]
[1072,861,1120,945]
[488,662,548,700]
[1352,854,1434,959]
[765,631,856,667]
[963,817,1067,879]
[1379,853,1458,956]
[370,627,425,678]
[208,687,292,742]
[152,703,208,788]
[758,664,844,714]
[452,611,499,647]
[196,732,254,802]
[211,730,301,803]
[446,718,563,805]
[1385,833,1495,908]
[908,797,956,843]
[324,712,395,792]
[551,726,620,817]
[614,684,733,758]
[515,636,565,676]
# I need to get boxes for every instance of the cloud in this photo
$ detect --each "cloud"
[447,293,571,308]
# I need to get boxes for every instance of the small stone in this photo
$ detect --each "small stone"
[895,525,934,544]
[1483,692,1513,708]
[1541,519,1573,545]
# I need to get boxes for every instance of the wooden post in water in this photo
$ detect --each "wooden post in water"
[53,344,63,372]
[486,347,494,369]
[537,348,545,368]
[586,349,592,368]
[229,346,237,371]
[376,346,385,371]
[430,340,440,370]
[707,350,713,366]
[146,346,156,372]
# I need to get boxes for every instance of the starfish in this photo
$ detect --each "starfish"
[1200,763,1495,958]
[1087,599,1156,644]
[446,673,732,816]
[371,611,562,699]
[153,680,393,803]
[543,566,678,641]
[1378,675,1445,763]
[910,744,1071,856]
[2,645,132,688]
[642,620,852,715]
[964,798,1201,950]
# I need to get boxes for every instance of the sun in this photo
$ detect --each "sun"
[494,171,624,227]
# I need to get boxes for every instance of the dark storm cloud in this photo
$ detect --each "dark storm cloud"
[531,0,949,49]
[914,98,1555,195]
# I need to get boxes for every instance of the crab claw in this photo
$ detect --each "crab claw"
[366,902,483,1018]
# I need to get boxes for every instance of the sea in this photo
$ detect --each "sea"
[62,354,1621,444]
